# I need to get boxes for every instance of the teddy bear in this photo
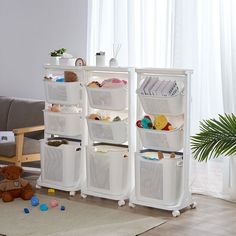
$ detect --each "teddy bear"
[64,71,78,82]
[0,166,35,202]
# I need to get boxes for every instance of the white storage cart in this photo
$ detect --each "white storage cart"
[37,64,87,196]
[129,68,196,217]
[81,66,136,206]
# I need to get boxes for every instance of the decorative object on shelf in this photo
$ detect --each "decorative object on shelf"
[109,44,121,67]
[64,71,78,82]
[75,57,86,66]
[191,113,236,162]
[96,51,105,66]
[59,53,76,66]
[0,166,35,202]
[49,48,66,65]
[153,114,173,131]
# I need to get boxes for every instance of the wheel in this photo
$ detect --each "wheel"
[35,184,42,189]
[80,193,87,199]
[69,191,76,197]
[128,202,136,208]
[190,202,197,209]
[172,210,180,217]
[118,200,125,207]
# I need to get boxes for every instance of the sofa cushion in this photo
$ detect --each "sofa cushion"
[0,97,14,131]
[7,98,44,139]
[0,137,40,157]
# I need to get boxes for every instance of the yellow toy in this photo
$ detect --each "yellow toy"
[153,114,174,131]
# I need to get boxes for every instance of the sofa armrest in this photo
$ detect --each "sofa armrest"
[13,125,45,135]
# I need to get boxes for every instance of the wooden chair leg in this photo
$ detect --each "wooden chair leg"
[15,133,24,167]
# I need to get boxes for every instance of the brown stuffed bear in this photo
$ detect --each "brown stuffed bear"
[0,166,35,202]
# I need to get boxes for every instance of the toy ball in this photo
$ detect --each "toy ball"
[31,196,39,207]
[60,205,65,211]
[39,204,48,211]
[136,120,142,128]
[141,117,153,129]
[24,208,30,214]
[50,199,59,208]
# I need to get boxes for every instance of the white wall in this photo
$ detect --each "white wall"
[0,0,88,99]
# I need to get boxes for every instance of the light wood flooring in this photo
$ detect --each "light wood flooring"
[25,174,236,236]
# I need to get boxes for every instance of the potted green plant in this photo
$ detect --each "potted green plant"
[191,113,236,162]
[49,48,67,65]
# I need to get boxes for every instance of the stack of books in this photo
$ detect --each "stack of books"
[139,76,179,96]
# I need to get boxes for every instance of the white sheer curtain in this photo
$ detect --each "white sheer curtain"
[87,0,236,200]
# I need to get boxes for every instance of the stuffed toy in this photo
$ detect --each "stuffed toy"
[89,113,101,120]
[153,114,174,131]
[64,71,78,82]
[87,81,102,88]
[0,166,35,202]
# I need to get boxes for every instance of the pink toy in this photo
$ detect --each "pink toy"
[101,78,127,88]
[49,199,59,208]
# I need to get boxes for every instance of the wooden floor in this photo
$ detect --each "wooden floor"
[27,175,236,236]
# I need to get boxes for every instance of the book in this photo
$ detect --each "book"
[144,77,159,95]
[139,76,151,95]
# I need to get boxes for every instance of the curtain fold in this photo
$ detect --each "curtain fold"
[87,0,236,200]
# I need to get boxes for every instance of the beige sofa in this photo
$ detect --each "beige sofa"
[0,96,44,166]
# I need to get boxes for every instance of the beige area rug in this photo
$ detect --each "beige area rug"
[0,194,165,236]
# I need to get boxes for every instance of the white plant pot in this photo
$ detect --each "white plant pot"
[49,56,60,65]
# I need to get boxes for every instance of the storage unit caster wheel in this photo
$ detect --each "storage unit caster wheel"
[190,202,197,209]
[36,184,42,189]
[172,210,180,217]
[118,200,125,207]
[129,202,135,208]
[69,191,76,197]
[81,193,87,199]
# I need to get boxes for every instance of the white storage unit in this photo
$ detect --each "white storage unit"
[81,67,135,206]
[129,68,196,217]
[44,80,82,105]
[135,151,183,206]
[40,140,84,188]
[86,145,128,196]
[37,65,86,196]
[87,118,128,144]
[44,111,82,136]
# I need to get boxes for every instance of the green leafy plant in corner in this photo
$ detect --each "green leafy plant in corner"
[50,48,66,57]
[191,113,236,162]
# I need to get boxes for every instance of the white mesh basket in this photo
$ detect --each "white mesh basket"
[44,111,82,136]
[135,151,183,205]
[86,145,128,196]
[137,127,183,152]
[137,90,184,115]
[40,140,82,188]
[44,81,82,105]
[86,86,128,110]
[87,117,127,144]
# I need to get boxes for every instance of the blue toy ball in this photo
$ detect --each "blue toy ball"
[31,196,39,206]
[24,208,30,214]
[39,204,48,211]
[60,205,65,211]
[141,117,152,129]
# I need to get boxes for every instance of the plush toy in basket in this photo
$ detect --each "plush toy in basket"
[0,166,35,202]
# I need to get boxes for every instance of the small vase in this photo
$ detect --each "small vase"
[109,58,118,67]
[49,56,60,65]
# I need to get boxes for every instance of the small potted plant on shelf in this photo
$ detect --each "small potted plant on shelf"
[191,113,236,162]
[49,48,67,65]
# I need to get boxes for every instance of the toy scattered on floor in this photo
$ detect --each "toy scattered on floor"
[31,196,39,206]
[0,166,35,202]
[48,188,55,194]
[64,71,78,82]
[136,114,174,131]
[47,139,68,147]
[60,205,65,211]
[153,114,174,131]
[50,199,59,208]
[39,203,49,211]
[87,78,127,88]
[24,208,30,214]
